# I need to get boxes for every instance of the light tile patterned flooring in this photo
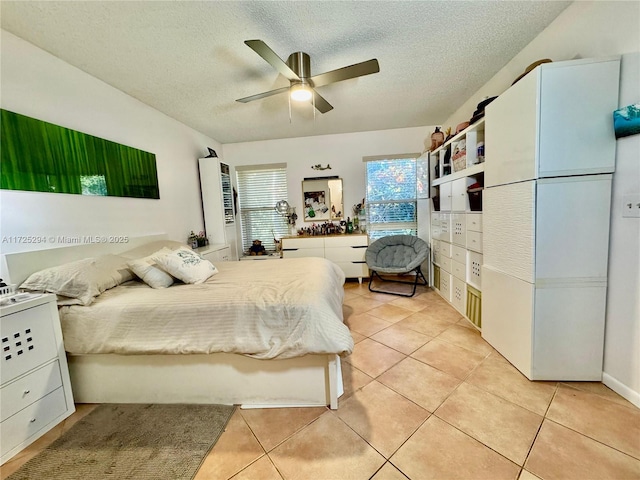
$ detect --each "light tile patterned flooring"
[3,281,640,479]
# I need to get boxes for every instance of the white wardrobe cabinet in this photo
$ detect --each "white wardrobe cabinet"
[481,56,620,381]
[198,158,238,261]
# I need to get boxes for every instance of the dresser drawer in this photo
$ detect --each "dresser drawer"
[467,251,483,290]
[467,213,483,233]
[452,277,467,315]
[1,387,67,459]
[1,360,62,422]
[439,241,452,258]
[1,304,58,385]
[466,231,483,253]
[438,214,452,242]
[440,256,452,274]
[325,246,366,263]
[282,237,324,249]
[282,247,324,259]
[333,261,369,279]
[452,260,466,282]
[451,213,466,247]
[440,272,452,302]
[432,251,442,267]
[324,235,368,248]
[451,245,466,265]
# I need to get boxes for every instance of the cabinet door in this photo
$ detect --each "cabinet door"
[484,71,539,188]
[535,175,612,281]
[451,214,466,247]
[451,178,468,212]
[481,266,534,378]
[538,59,619,177]
[483,181,535,282]
[440,182,452,212]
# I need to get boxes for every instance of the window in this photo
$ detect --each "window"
[236,164,288,253]
[364,154,419,240]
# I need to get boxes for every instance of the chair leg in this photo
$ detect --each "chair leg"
[368,266,428,297]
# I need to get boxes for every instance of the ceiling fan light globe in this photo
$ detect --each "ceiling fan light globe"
[290,85,312,102]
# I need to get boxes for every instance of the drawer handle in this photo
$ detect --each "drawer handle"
[282,248,298,251]
[30,418,36,423]
[23,389,30,395]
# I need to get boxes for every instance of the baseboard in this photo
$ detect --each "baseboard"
[602,372,640,408]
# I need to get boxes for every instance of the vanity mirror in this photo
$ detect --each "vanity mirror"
[302,177,343,222]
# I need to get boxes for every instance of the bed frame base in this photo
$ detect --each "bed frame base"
[68,353,342,409]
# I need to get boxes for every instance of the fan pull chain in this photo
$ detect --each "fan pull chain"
[312,93,316,122]
[288,93,292,124]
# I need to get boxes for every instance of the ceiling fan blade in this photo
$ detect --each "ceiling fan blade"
[236,86,290,103]
[245,40,300,82]
[312,89,334,114]
[310,59,380,88]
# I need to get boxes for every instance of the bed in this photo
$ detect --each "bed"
[1,235,353,409]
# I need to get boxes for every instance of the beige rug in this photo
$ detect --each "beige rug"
[8,403,235,480]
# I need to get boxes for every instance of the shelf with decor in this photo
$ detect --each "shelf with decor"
[430,118,485,186]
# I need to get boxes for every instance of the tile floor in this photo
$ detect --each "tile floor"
[2,281,640,480]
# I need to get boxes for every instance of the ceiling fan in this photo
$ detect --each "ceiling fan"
[236,40,380,113]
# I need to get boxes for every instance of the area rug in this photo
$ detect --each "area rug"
[8,403,235,480]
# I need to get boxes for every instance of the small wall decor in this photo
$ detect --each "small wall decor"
[1,109,159,199]
[311,164,331,171]
[613,103,640,138]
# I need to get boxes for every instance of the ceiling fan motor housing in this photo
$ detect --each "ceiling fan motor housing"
[287,52,311,85]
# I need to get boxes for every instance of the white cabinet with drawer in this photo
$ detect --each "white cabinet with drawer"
[282,234,369,283]
[196,244,232,263]
[1,294,75,464]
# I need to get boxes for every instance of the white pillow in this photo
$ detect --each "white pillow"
[20,254,134,306]
[127,248,175,289]
[152,247,218,284]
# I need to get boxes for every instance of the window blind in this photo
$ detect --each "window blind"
[236,165,288,253]
[365,156,418,240]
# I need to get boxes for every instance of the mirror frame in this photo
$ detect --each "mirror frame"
[302,177,343,222]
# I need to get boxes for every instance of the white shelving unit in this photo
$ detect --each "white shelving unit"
[429,120,485,328]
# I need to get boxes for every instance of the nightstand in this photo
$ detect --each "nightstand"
[1,294,75,464]
[194,244,232,262]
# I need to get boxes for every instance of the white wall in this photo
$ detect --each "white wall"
[222,126,431,253]
[442,1,640,406]
[0,30,220,253]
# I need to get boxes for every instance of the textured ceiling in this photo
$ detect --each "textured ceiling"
[1,1,570,144]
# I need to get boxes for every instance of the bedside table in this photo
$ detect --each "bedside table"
[1,294,75,464]
[194,244,232,262]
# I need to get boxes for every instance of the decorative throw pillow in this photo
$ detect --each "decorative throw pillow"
[127,248,175,289]
[152,247,218,284]
[20,254,132,306]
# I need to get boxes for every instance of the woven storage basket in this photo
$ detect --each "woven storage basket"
[452,152,467,172]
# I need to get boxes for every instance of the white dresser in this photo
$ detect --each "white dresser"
[281,234,369,283]
[1,294,75,464]
[481,56,620,381]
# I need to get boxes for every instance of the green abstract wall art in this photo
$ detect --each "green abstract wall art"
[1,109,159,199]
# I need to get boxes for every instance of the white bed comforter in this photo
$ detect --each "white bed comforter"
[59,257,354,359]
